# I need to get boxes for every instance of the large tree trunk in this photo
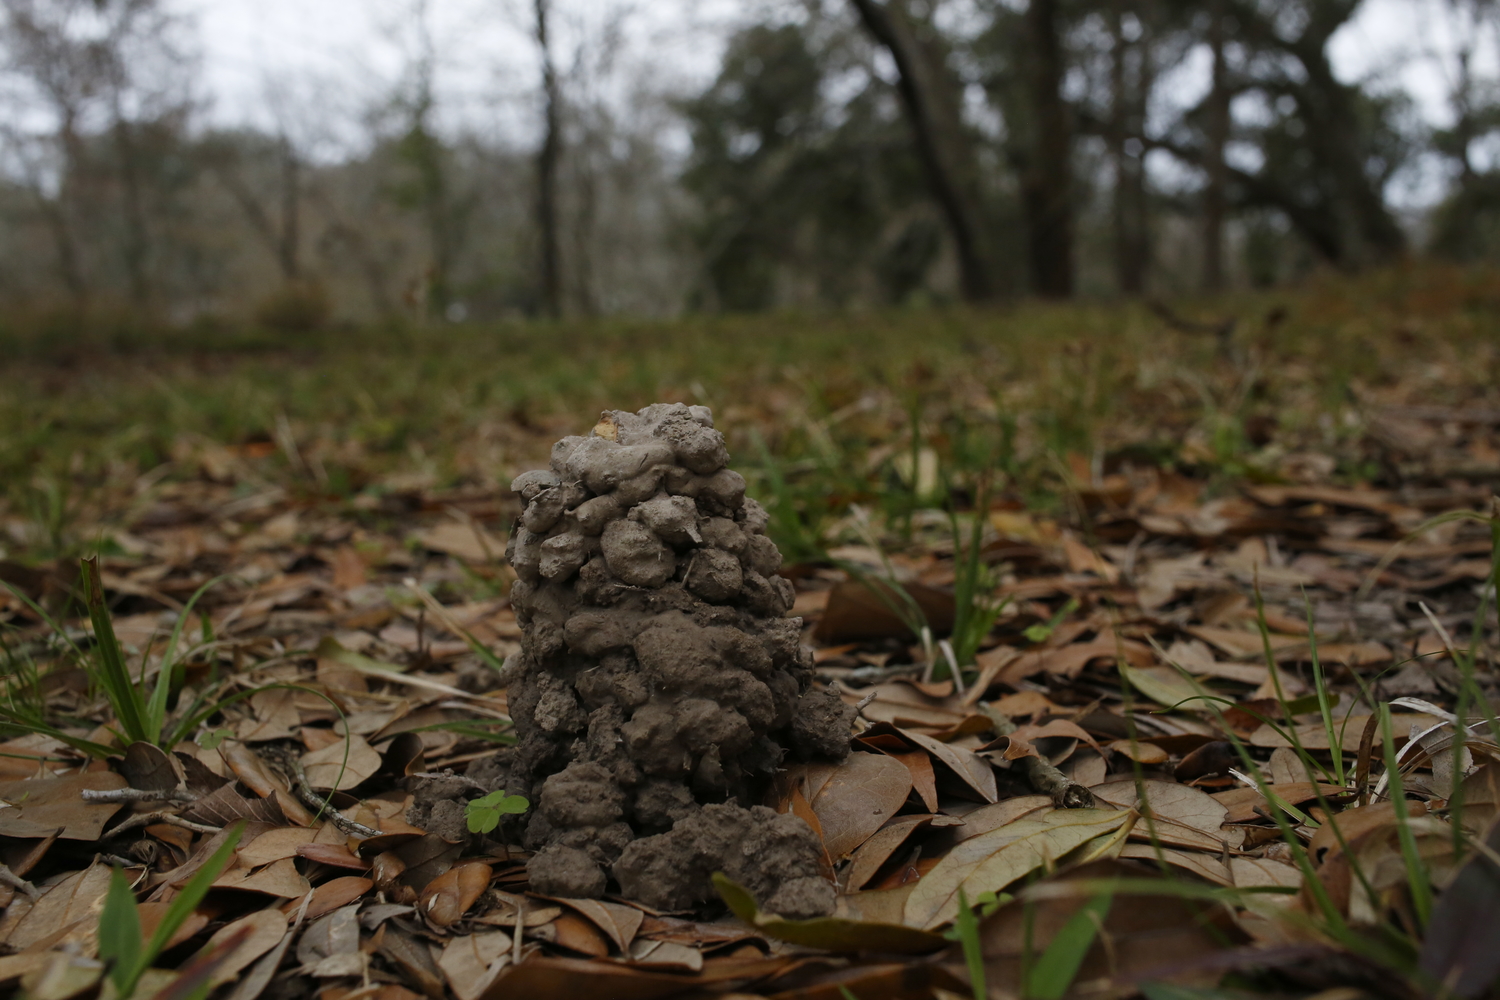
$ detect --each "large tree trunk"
[534,0,563,318]
[1201,0,1229,290]
[279,137,301,281]
[1021,0,1073,298]
[1226,0,1404,265]
[1108,0,1149,296]
[111,112,152,307]
[848,0,998,302]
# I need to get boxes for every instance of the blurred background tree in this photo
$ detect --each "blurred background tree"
[0,0,1494,326]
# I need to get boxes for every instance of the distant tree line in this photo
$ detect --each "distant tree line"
[0,0,1496,326]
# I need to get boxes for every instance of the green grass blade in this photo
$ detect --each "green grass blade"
[1380,706,1432,929]
[1303,589,1343,786]
[80,556,152,745]
[1025,892,1112,1000]
[99,867,144,993]
[148,575,227,741]
[137,821,244,990]
[949,886,986,1000]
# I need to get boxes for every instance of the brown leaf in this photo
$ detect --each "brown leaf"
[997,638,1154,685]
[808,752,913,859]
[969,859,1247,989]
[0,772,127,840]
[845,815,943,891]
[182,783,285,827]
[813,579,955,642]
[300,733,382,791]
[7,862,111,952]
[898,729,997,803]
[290,876,376,921]
[438,931,512,1000]
[237,689,301,742]
[1213,782,1348,824]
[418,862,491,927]
[380,923,448,999]
[239,827,318,867]
[854,733,939,811]
[213,857,312,898]
[122,741,182,791]
[499,951,797,1000]
[200,910,289,986]
[410,522,504,564]
[297,842,371,870]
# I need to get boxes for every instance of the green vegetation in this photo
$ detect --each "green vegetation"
[3,265,1497,566]
[99,824,244,998]
[465,789,531,834]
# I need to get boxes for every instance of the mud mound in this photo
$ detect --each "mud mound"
[472,403,852,916]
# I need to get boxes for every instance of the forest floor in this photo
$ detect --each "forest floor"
[0,264,1498,1000]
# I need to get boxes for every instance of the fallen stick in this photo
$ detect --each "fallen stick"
[978,702,1096,809]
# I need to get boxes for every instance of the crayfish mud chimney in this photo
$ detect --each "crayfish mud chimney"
[487,403,854,917]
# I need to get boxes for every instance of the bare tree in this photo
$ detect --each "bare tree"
[534,0,563,317]
[1020,0,1073,298]
[1200,0,1230,290]
[848,0,999,302]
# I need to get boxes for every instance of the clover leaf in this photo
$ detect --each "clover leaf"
[465,789,530,834]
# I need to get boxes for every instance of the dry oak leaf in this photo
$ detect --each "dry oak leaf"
[905,808,1134,930]
[439,930,513,1000]
[300,733,382,791]
[200,909,289,986]
[6,862,112,952]
[0,772,127,840]
[807,751,914,859]
[419,861,492,927]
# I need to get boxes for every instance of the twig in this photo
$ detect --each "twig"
[83,787,198,804]
[107,810,224,838]
[290,757,382,838]
[853,691,879,720]
[0,864,40,900]
[979,702,1096,809]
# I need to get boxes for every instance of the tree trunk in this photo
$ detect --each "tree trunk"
[111,112,152,307]
[534,0,563,318]
[848,0,998,301]
[1201,0,1229,291]
[1021,0,1073,298]
[279,137,301,281]
[1108,0,1147,296]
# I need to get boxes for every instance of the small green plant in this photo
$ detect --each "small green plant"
[943,886,987,1000]
[1024,891,1113,1000]
[465,789,530,834]
[99,823,243,998]
[1,558,238,755]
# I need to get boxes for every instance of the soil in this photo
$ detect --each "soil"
[447,403,854,915]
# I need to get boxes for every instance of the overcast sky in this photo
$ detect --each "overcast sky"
[181,0,1489,204]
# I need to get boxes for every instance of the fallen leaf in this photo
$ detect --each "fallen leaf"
[808,751,913,859]
[546,898,644,954]
[410,522,504,564]
[905,809,1134,929]
[239,827,318,867]
[0,773,127,840]
[845,815,942,891]
[715,874,946,953]
[201,910,288,986]
[419,862,491,927]
[814,579,955,642]
[439,930,512,1000]
[300,733,382,791]
[214,857,312,897]
[8,862,112,952]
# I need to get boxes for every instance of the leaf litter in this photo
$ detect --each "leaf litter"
[0,386,1495,1000]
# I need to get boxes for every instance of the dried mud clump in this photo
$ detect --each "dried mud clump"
[493,403,852,916]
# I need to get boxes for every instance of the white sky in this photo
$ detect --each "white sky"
[181,0,1489,203]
